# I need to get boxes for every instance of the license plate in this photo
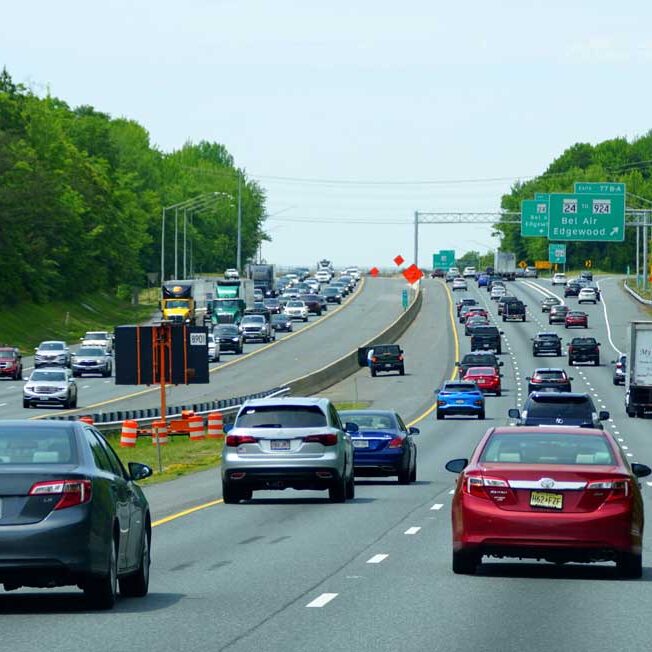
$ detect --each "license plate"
[352,440,369,448]
[456,399,465,404]
[384,363,392,368]
[270,440,290,451]
[530,491,563,510]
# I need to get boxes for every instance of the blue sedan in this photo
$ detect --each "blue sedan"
[435,381,485,420]
[339,410,419,484]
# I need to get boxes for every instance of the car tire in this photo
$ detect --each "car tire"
[452,549,479,575]
[495,390,501,397]
[533,350,538,357]
[399,366,405,376]
[613,377,619,386]
[371,368,377,377]
[594,358,600,366]
[84,538,118,610]
[23,400,30,409]
[329,474,347,503]
[237,346,243,354]
[345,472,355,500]
[409,454,417,482]
[222,480,242,504]
[398,457,411,485]
[119,528,150,598]
[71,395,78,409]
[478,410,485,420]
[72,372,79,378]
[617,552,642,579]
[303,317,308,322]
[436,410,443,420]
[556,349,562,356]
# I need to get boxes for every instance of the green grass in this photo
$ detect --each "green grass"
[0,292,157,352]
[334,401,372,410]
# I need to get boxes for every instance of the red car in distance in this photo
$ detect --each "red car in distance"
[461,307,488,324]
[445,426,650,577]
[565,311,588,329]
[463,366,502,396]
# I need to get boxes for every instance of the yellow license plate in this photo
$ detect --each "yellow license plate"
[530,491,563,510]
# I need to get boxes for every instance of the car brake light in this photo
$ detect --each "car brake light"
[28,479,92,510]
[304,433,338,446]
[371,357,377,363]
[388,437,403,448]
[464,475,508,498]
[225,434,257,446]
[531,377,542,383]
[398,355,404,361]
[587,479,630,501]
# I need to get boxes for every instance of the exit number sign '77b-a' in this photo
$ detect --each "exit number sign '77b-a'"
[547,193,625,242]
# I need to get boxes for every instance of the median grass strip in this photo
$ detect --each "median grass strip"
[110,401,373,485]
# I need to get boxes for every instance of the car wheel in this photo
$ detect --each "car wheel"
[533,350,538,357]
[613,377,619,386]
[409,453,417,482]
[478,410,485,420]
[399,366,405,376]
[371,368,377,377]
[303,317,308,322]
[398,456,411,485]
[72,372,79,378]
[452,549,479,575]
[569,358,574,366]
[222,480,243,504]
[71,395,78,409]
[119,527,150,598]
[345,471,355,500]
[237,346,243,354]
[23,399,30,408]
[84,537,118,610]
[495,389,501,397]
[594,358,600,366]
[617,552,642,579]
[329,474,347,503]
[556,349,562,356]
[436,410,443,420]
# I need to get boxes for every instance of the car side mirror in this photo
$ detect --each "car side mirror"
[408,427,420,435]
[499,361,504,366]
[508,408,520,419]
[345,422,359,433]
[79,337,84,341]
[569,377,574,381]
[599,411,610,421]
[610,360,616,364]
[223,423,234,434]
[455,361,460,366]
[631,463,652,479]
[128,462,153,481]
[445,458,468,474]
[525,376,531,380]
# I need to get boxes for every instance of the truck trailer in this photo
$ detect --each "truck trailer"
[494,252,517,281]
[247,264,276,297]
[625,321,652,418]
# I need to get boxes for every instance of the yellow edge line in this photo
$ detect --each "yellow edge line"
[152,498,224,528]
[407,280,459,427]
[30,277,366,420]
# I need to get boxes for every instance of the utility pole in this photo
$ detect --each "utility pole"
[183,208,187,278]
[644,212,649,291]
[237,171,243,273]
[174,208,179,278]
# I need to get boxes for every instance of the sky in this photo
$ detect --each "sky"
[3,0,652,269]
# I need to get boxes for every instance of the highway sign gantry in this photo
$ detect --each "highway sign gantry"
[548,192,625,242]
[521,199,548,237]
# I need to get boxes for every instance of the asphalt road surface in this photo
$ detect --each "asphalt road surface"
[3,276,652,652]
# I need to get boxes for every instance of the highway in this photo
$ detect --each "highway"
[3,277,652,651]
[0,277,406,420]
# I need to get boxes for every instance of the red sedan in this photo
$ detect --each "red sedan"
[565,311,588,328]
[461,307,488,323]
[463,366,502,396]
[445,426,650,577]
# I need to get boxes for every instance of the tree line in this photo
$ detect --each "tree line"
[494,132,652,271]
[0,68,266,304]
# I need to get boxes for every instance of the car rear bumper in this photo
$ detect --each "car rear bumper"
[353,450,404,475]
[222,466,344,491]
[438,404,483,415]
[455,498,637,557]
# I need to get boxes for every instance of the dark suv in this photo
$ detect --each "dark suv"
[470,326,503,354]
[456,352,504,379]
[532,332,562,357]
[367,344,405,377]
[568,337,600,366]
[502,300,526,322]
[508,392,609,428]
[497,296,519,316]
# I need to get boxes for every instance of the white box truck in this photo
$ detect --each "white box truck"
[625,321,652,417]
[494,252,516,281]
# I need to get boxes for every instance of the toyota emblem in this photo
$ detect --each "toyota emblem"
[540,478,555,489]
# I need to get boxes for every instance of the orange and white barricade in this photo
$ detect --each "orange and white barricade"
[207,412,224,440]
[152,420,169,446]
[120,420,138,447]
[188,415,205,441]
[79,416,94,425]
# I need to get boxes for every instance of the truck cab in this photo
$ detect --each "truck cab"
[161,283,196,324]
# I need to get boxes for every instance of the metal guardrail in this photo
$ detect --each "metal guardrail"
[46,386,291,432]
[623,281,652,306]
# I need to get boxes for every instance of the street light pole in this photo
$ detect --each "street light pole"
[183,208,187,279]
[160,207,166,284]
[174,208,179,279]
[237,172,242,273]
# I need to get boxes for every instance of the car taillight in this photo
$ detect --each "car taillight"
[371,357,377,363]
[616,363,623,369]
[304,433,338,446]
[568,346,574,352]
[531,377,542,383]
[388,437,403,448]
[226,434,257,446]
[398,355,404,361]
[28,479,92,510]
[474,399,483,405]
[587,479,630,502]
[464,475,514,503]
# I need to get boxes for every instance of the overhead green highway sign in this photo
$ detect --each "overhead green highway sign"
[433,250,455,270]
[520,199,548,237]
[548,192,625,242]
[574,182,625,195]
[548,243,566,264]
[534,193,549,200]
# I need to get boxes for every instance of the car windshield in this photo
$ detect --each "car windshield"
[85,332,107,340]
[287,301,304,307]
[324,288,339,294]
[0,426,78,464]
[31,370,66,382]
[526,395,594,420]
[480,432,614,465]
[77,347,105,356]
[0,350,16,359]
[474,327,497,334]
[443,383,478,393]
[216,326,239,336]
[236,405,327,428]
[242,316,264,324]
[39,342,64,351]
[340,412,397,430]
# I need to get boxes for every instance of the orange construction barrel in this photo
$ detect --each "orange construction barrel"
[120,420,138,447]
[188,415,205,441]
[207,412,224,440]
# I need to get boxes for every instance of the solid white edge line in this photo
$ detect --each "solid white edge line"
[306,593,338,608]
[596,279,623,356]
[367,554,389,564]
[404,526,422,535]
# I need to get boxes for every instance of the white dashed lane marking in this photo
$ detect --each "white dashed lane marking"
[404,527,422,535]
[367,554,389,564]
[306,593,338,608]
[430,503,444,511]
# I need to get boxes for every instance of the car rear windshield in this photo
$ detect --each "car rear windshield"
[473,327,498,335]
[462,355,496,365]
[30,370,66,382]
[526,395,594,419]
[373,345,400,355]
[236,405,327,428]
[467,367,495,375]
[572,338,597,345]
[534,370,565,379]
[480,432,615,465]
[0,426,78,464]
[443,383,478,392]
[341,412,397,430]
[537,334,559,340]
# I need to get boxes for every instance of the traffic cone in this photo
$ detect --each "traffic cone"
[79,416,94,425]
[152,420,169,446]
[188,415,205,441]
[120,420,138,447]
[207,412,224,440]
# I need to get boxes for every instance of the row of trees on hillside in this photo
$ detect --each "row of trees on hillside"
[0,68,266,304]
[494,133,652,271]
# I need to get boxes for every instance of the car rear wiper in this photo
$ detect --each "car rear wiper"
[252,423,283,428]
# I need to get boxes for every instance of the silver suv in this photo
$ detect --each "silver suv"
[239,314,273,343]
[222,397,356,503]
[24,367,78,409]
[34,341,71,368]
